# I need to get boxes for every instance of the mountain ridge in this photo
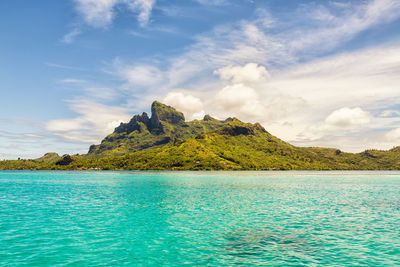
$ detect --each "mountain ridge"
[87,101,233,156]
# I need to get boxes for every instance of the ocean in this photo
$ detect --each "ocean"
[0,171,399,266]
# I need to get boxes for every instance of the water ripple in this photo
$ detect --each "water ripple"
[0,171,399,266]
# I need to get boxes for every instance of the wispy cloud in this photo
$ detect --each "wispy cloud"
[45,99,131,143]
[195,0,227,6]
[45,62,90,72]
[128,25,183,38]
[281,0,400,58]
[0,130,44,140]
[74,0,156,28]
[74,0,118,28]
[125,0,156,27]
[61,28,81,44]
[115,0,400,93]
[59,78,87,84]
[115,61,166,91]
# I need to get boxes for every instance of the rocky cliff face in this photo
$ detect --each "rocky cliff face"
[150,101,185,129]
[114,112,150,134]
[112,101,185,135]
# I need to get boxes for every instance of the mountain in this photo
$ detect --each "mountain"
[73,118,400,170]
[1,101,400,170]
[87,101,232,156]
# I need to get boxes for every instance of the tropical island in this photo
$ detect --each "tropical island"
[1,101,400,171]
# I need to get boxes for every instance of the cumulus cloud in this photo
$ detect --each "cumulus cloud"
[163,92,205,120]
[325,107,372,129]
[210,62,307,124]
[300,107,372,142]
[74,0,155,28]
[214,63,270,84]
[215,84,258,110]
[261,44,400,144]
[45,100,131,143]
[214,83,265,119]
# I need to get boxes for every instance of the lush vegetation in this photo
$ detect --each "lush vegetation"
[87,101,231,156]
[1,101,400,170]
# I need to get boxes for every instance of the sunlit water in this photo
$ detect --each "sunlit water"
[0,171,399,266]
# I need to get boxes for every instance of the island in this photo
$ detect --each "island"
[1,101,400,170]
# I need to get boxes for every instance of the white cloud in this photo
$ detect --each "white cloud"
[74,0,156,28]
[214,63,270,84]
[325,107,372,129]
[268,45,400,115]
[125,0,155,27]
[284,0,400,57]
[215,84,258,110]
[301,107,373,142]
[117,63,165,89]
[262,45,400,146]
[59,78,87,84]
[170,0,400,80]
[214,83,265,119]
[61,28,81,44]
[45,100,131,143]
[116,0,400,94]
[83,87,119,101]
[163,92,205,120]
[195,0,227,6]
[74,0,117,28]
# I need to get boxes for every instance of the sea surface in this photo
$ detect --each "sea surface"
[0,171,399,266]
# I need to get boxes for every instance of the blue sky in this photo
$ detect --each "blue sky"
[1,0,400,159]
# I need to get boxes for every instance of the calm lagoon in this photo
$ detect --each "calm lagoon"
[0,171,399,266]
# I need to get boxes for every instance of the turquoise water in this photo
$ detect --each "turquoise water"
[0,171,399,266]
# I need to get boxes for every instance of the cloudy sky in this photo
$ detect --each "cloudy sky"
[1,0,400,159]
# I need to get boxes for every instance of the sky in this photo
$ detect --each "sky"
[1,0,400,159]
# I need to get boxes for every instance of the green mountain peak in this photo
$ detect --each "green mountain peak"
[87,101,230,156]
[150,101,185,129]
